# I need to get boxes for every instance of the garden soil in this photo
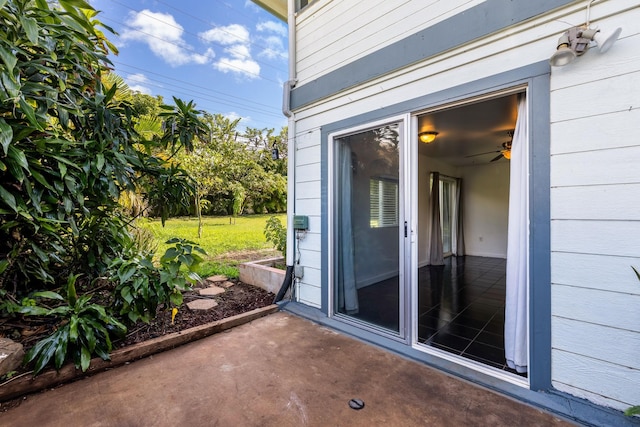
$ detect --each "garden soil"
[0,279,274,412]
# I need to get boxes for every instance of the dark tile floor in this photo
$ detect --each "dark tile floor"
[418,256,524,376]
[352,276,400,332]
[346,256,525,377]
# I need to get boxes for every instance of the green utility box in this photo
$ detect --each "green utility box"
[293,215,309,230]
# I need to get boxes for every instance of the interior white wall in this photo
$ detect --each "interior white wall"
[350,161,399,288]
[460,162,510,258]
[417,154,510,265]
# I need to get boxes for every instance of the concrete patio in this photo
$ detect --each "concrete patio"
[0,312,573,426]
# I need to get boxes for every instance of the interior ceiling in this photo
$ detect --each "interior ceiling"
[417,94,519,167]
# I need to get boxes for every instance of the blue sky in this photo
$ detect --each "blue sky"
[90,0,288,131]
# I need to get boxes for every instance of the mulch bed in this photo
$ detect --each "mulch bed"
[0,279,275,412]
[121,281,274,347]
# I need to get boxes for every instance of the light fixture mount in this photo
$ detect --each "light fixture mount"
[419,131,439,144]
[549,26,593,67]
[549,1,622,68]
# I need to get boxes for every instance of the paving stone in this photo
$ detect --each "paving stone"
[0,338,24,376]
[199,286,225,296]
[206,275,228,284]
[186,299,219,311]
[219,281,235,289]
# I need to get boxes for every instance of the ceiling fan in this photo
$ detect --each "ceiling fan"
[465,130,514,162]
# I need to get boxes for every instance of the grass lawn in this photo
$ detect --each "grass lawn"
[136,214,286,278]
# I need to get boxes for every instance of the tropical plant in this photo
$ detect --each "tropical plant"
[173,114,288,219]
[0,0,207,376]
[264,216,286,256]
[0,0,197,295]
[20,274,127,374]
[110,238,205,323]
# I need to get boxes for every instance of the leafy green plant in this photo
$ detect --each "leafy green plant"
[20,275,126,374]
[0,0,197,296]
[626,406,640,417]
[0,289,20,314]
[110,238,205,323]
[264,216,286,257]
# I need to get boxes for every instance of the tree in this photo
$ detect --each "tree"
[0,0,205,374]
[179,119,288,217]
[0,0,195,293]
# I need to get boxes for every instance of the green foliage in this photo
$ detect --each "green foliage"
[21,274,126,374]
[110,238,205,324]
[196,262,240,279]
[159,97,208,155]
[139,215,285,257]
[0,289,19,314]
[0,0,197,294]
[625,406,640,417]
[0,0,208,376]
[137,214,285,277]
[176,115,287,218]
[264,216,286,256]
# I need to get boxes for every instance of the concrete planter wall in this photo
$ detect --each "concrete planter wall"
[238,257,285,294]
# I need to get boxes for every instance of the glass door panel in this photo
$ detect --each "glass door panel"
[333,123,401,333]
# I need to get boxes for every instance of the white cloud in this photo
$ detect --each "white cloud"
[224,111,245,122]
[192,48,216,65]
[121,10,214,67]
[125,73,152,94]
[256,21,287,37]
[244,0,261,13]
[258,35,287,60]
[200,24,250,45]
[255,21,287,60]
[215,56,260,79]
[199,24,260,80]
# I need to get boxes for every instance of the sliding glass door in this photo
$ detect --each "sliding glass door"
[333,122,404,334]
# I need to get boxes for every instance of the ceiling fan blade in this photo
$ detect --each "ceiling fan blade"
[490,153,504,162]
[465,149,500,158]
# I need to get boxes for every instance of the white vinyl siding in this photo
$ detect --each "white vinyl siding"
[295,0,485,84]
[290,0,640,411]
[548,4,640,410]
[292,128,322,308]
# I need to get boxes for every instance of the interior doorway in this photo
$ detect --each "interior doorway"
[415,91,528,378]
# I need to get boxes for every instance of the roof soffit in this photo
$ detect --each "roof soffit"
[251,0,287,21]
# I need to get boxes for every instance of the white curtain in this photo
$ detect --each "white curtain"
[337,143,358,314]
[427,172,444,265]
[505,93,529,373]
[453,178,465,256]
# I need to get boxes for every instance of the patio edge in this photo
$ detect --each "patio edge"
[0,304,279,403]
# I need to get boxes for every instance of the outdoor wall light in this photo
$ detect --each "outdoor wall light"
[550,0,622,67]
[549,26,622,67]
[419,131,438,144]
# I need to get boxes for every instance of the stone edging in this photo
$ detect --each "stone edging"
[0,304,279,402]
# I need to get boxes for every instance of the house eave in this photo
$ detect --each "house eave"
[251,0,287,21]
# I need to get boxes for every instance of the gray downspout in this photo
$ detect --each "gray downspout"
[274,0,297,303]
